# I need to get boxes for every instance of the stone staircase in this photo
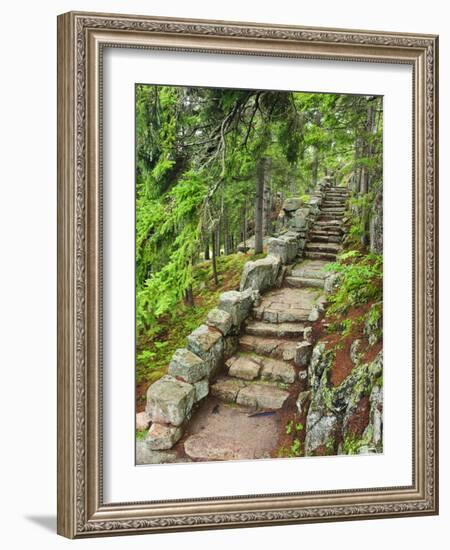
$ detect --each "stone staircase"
[305,187,349,261]
[209,188,349,414]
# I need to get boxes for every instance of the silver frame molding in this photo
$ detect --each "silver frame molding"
[57,11,439,538]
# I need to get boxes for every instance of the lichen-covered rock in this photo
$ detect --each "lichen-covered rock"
[370,191,383,255]
[187,324,224,377]
[304,349,384,456]
[240,255,281,293]
[168,348,207,383]
[308,305,320,322]
[304,326,313,344]
[193,378,209,402]
[308,342,332,391]
[267,233,298,264]
[305,414,338,455]
[146,422,183,450]
[136,411,151,431]
[294,341,313,367]
[363,385,383,450]
[223,335,239,360]
[206,308,232,336]
[364,303,382,345]
[136,443,180,465]
[145,375,195,427]
[288,208,310,231]
[282,197,304,212]
[349,339,362,366]
[218,290,254,329]
[296,390,310,416]
[324,272,340,294]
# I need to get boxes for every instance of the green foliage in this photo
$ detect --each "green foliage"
[277,438,302,458]
[342,433,370,455]
[325,251,383,315]
[136,429,147,441]
[136,252,251,385]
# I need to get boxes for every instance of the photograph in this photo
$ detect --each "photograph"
[135,84,384,464]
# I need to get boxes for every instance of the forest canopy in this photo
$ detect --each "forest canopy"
[135,85,383,332]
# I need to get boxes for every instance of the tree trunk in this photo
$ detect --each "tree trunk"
[184,286,194,307]
[311,145,319,187]
[204,237,210,261]
[242,200,247,250]
[223,205,231,255]
[211,230,219,286]
[262,159,272,237]
[254,157,265,254]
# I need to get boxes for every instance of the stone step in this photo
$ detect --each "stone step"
[226,354,296,384]
[308,232,342,243]
[244,320,306,339]
[291,259,330,279]
[315,219,343,226]
[239,335,299,361]
[306,242,341,254]
[210,376,290,409]
[319,212,345,219]
[305,251,338,261]
[253,306,311,323]
[321,207,346,213]
[285,275,325,289]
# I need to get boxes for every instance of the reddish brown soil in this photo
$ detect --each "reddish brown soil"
[272,375,309,458]
[136,381,150,413]
[345,395,370,438]
[312,302,382,388]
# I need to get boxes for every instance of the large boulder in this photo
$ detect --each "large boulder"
[240,255,281,292]
[282,197,304,212]
[267,232,299,264]
[168,348,207,383]
[218,289,254,328]
[288,208,310,231]
[187,324,224,377]
[145,375,195,426]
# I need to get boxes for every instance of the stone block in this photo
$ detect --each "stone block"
[187,324,224,377]
[228,356,261,380]
[236,384,289,409]
[294,341,313,367]
[193,378,209,402]
[145,375,195,427]
[239,255,281,292]
[168,348,207,383]
[218,290,253,328]
[146,422,183,450]
[136,411,151,431]
[206,308,232,336]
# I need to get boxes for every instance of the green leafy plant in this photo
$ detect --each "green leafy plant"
[325,250,383,315]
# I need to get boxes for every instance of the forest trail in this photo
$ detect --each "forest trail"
[179,187,349,461]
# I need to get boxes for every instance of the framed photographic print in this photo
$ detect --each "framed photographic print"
[57,11,439,538]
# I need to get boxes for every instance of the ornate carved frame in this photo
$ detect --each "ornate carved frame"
[57,11,439,538]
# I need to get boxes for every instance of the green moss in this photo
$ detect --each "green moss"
[136,429,147,441]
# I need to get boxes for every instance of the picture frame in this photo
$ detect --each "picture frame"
[57,11,439,538]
